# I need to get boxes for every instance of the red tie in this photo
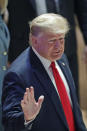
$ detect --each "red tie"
[51,62,75,131]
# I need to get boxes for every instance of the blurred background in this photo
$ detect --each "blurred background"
[75,16,87,127]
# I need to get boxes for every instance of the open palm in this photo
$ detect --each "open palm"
[21,87,44,121]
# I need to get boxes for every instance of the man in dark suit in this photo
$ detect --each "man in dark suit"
[7,0,87,102]
[2,13,87,131]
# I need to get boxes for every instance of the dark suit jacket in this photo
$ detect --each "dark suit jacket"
[7,0,87,62]
[2,47,86,131]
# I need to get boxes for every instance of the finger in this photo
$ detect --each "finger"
[26,88,30,101]
[38,95,44,110]
[23,92,28,104]
[21,100,25,108]
[30,86,34,99]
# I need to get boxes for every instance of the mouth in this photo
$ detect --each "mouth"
[53,50,63,56]
[55,50,63,54]
[53,52,62,56]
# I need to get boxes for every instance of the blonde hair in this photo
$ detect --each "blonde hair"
[30,13,70,37]
[0,0,8,14]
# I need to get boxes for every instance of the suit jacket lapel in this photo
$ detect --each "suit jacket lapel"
[30,49,68,129]
[58,55,81,126]
[58,55,78,112]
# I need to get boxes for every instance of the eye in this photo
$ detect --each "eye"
[48,39,56,44]
[59,38,64,42]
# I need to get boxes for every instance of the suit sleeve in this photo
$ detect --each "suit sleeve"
[2,72,32,131]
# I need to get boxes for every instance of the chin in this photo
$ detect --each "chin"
[50,57,60,62]
[53,54,62,61]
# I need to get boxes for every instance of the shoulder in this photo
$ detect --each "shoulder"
[4,47,34,87]
[7,48,31,76]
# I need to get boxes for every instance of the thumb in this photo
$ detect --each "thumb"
[38,95,44,109]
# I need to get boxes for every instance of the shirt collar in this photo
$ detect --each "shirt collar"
[32,47,51,69]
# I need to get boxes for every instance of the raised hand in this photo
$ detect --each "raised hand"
[21,86,44,122]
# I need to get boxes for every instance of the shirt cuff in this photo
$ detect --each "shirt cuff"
[24,118,35,126]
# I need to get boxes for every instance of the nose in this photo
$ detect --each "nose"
[55,39,64,47]
[55,40,60,48]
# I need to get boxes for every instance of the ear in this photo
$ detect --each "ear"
[31,35,38,47]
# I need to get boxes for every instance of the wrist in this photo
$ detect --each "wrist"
[24,113,35,122]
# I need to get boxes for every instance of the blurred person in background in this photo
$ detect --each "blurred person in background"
[7,0,87,102]
[0,0,10,130]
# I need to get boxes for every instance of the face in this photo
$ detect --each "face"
[32,32,65,61]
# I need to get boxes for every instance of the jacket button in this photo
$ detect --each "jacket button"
[2,66,7,71]
[3,51,7,55]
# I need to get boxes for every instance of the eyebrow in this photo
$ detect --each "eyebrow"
[48,36,65,41]
[48,38,57,41]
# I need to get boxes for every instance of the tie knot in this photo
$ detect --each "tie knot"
[50,62,55,69]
